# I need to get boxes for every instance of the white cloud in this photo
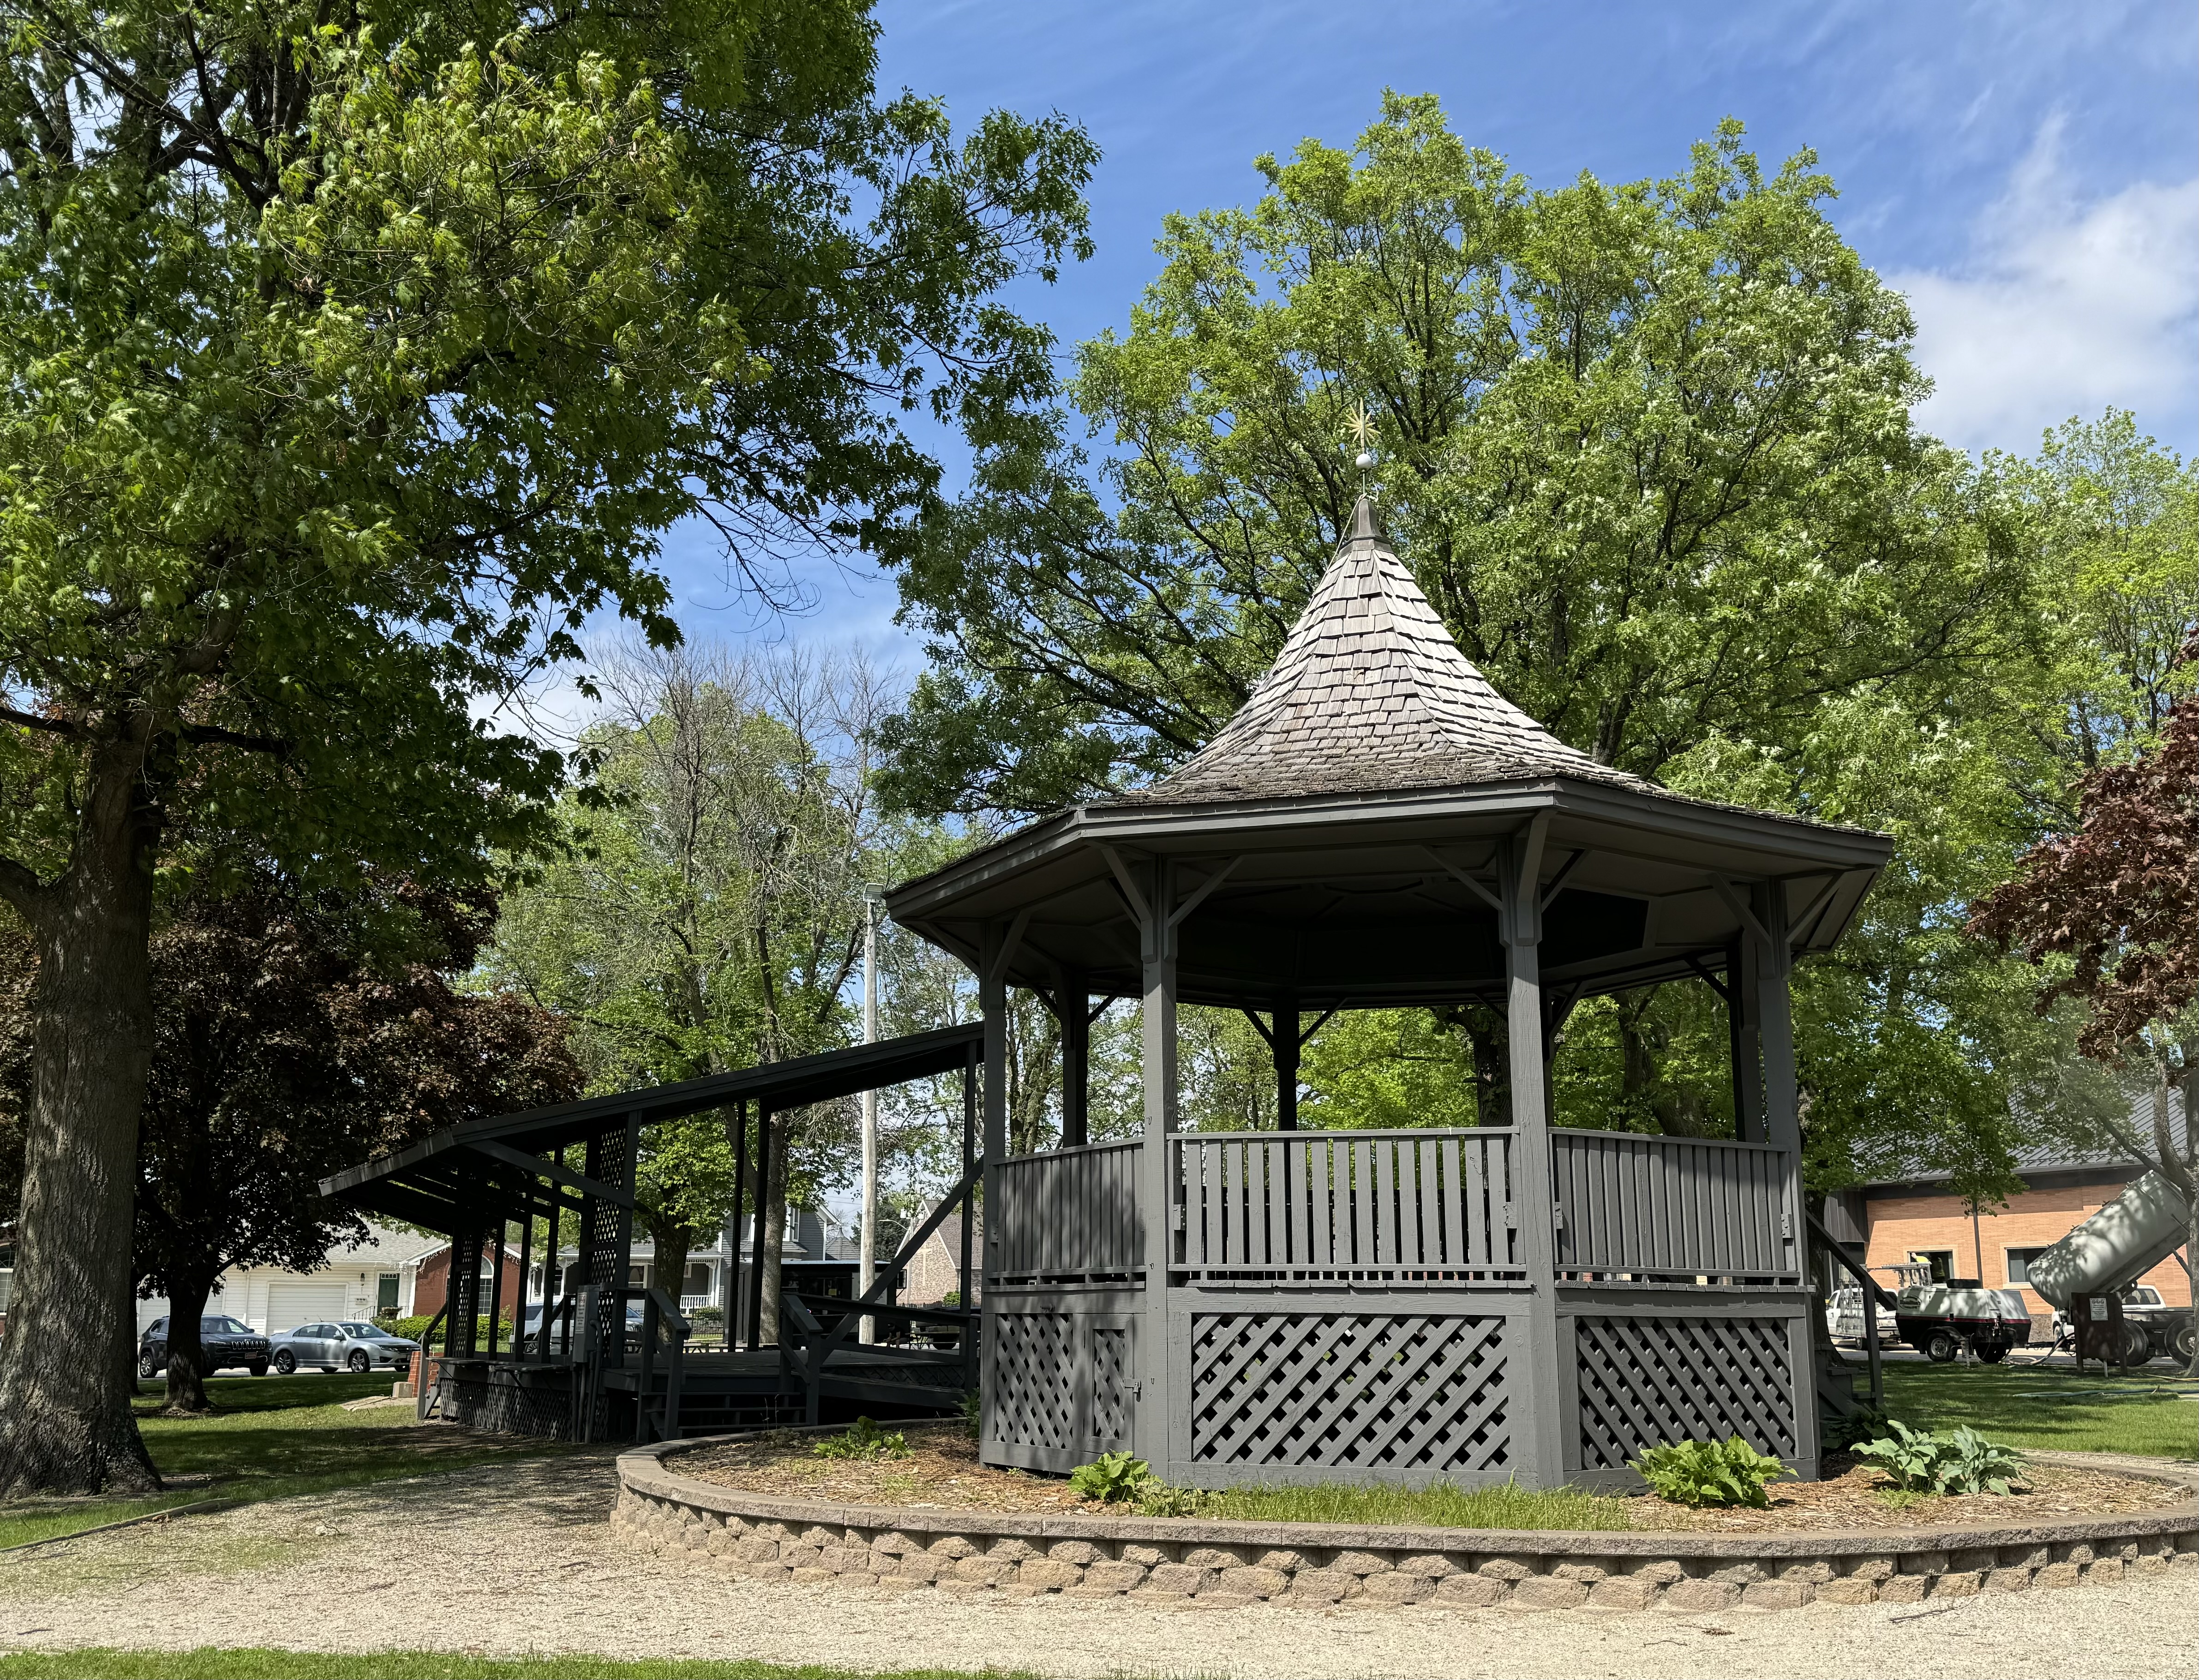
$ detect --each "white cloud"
[1889,123,2198,455]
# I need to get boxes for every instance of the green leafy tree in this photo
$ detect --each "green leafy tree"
[491,642,906,1335]
[882,100,2028,822]
[0,0,1091,1491]
[2020,413,2199,781]
[875,102,2040,1152]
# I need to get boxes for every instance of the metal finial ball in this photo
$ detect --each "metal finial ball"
[1355,450,1377,472]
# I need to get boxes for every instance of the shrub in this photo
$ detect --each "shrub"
[959,1388,981,1441]
[1633,1436,1794,1508]
[1852,1421,2027,1496]
[1069,1451,1155,1504]
[813,1416,911,1461]
[376,1314,509,1346]
[1068,1451,1207,1514]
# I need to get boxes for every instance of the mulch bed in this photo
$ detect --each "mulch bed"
[677,1423,2190,1534]
[1623,1452,2182,1532]
[681,1425,1089,1514]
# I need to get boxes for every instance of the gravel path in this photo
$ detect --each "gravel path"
[0,1452,2189,1680]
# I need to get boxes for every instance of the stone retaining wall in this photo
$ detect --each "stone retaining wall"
[615,1439,2199,1613]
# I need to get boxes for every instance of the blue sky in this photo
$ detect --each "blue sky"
[609,1,2199,690]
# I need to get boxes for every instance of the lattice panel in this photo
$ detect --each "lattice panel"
[1190,1314,1510,1469]
[1090,1326,1131,1449]
[1574,1315,1796,1469]
[991,1313,1076,1450]
[583,1127,632,1359]
[448,1229,483,1356]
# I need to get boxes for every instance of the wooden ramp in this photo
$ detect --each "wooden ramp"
[599,1346,969,1440]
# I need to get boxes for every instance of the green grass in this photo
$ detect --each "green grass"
[1196,1478,1634,1531]
[0,1375,571,1551]
[1879,1361,2199,1459]
[0,1655,1026,1680]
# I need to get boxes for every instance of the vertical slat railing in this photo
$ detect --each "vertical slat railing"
[1171,1130,1519,1274]
[992,1141,1144,1277]
[1549,1129,1792,1279]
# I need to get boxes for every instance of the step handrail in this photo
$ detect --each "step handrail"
[627,1285,690,1443]
[1806,1209,1890,1413]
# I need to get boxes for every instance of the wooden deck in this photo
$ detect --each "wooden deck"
[438,1343,971,1441]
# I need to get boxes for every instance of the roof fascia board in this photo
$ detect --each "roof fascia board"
[888,780,1890,927]
[323,1022,984,1198]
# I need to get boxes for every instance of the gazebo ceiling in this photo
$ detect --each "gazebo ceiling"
[888,498,1892,1010]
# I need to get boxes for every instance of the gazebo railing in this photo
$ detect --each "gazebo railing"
[991,1139,1144,1281]
[1173,1129,1523,1278]
[990,1126,1799,1287]
[1548,1129,1797,1283]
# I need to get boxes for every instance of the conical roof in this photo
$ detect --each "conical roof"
[1129,497,1650,805]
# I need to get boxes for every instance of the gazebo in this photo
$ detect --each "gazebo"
[886,498,1892,1490]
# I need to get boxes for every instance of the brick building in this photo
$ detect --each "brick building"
[410,1238,531,1321]
[1823,1094,2190,1316]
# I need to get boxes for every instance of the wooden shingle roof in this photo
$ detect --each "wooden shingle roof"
[1126,497,1650,805]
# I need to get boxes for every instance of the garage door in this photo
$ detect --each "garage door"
[266,1282,346,1333]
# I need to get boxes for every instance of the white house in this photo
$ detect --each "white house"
[134,1222,449,1335]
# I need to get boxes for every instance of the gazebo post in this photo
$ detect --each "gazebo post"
[1499,820,1569,1490]
[1133,858,1178,1467]
[1729,936,1767,1142]
[980,921,1012,1428]
[1751,884,1802,1159]
[1273,995,1300,1132]
[1060,969,1090,1149]
[1750,879,1821,1475]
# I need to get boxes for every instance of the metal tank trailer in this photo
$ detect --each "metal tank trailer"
[2027,1171,2195,1368]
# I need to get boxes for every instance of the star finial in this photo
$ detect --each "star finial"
[1344,400,1378,492]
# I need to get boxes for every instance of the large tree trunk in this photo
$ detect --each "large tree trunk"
[1618,988,1721,1138]
[1436,1004,1509,1126]
[2172,1055,2198,1380]
[117,1252,143,1401]
[650,1220,692,1316]
[1009,999,1062,1155]
[161,1272,219,1416]
[0,749,164,1494]
[758,1115,787,1345]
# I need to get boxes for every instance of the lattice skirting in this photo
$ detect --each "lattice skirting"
[988,1310,1135,1466]
[1188,1312,1510,1471]
[1574,1314,1797,1469]
[443,1363,579,1439]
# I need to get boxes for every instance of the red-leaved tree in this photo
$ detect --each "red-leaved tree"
[1970,634,2198,1342]
[2,874,580,1416]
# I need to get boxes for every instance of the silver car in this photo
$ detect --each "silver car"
[270,1319,419,1375]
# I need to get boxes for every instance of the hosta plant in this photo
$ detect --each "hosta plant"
[1823,1407,1899,1452]
[1633,1436,1794,1508]
[1853,1422,2028,1496]
[1069,1451,1155,1504]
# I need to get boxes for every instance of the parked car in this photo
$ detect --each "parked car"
[1893,1279,2031,1362]
[270,1320,420,1375]
[138,1315,270,1379]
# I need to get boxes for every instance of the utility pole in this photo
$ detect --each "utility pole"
[859,884,886,1344]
